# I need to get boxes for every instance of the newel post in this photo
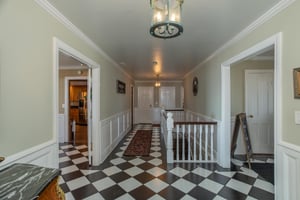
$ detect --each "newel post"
[166,112,174,163]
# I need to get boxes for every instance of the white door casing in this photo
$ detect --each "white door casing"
[245,70,274,154]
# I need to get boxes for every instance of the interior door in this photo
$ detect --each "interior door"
[159,86,176,109]
[135,86,154,123]
[245,70,274,154]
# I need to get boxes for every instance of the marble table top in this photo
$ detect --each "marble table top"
[0,163,60,200]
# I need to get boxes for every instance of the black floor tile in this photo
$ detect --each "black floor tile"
[71,184,98,199]
[232,172,256,185]
[248,186,274,200]
[99,184,126,200]
[159,186,185,200]
[61,170,84,182]
[218,186,247,200]
[189,186,216,200]
[129,185,156,199]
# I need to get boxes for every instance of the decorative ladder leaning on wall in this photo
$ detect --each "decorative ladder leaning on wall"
[161,109,218,163]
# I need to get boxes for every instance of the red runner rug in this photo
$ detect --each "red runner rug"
[124,130,152,156]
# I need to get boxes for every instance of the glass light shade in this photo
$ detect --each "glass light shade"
[150,0,183,39]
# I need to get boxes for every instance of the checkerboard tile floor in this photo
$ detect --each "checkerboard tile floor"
[59,124,274,200]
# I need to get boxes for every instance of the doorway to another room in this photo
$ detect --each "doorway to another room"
[69,79,88,145]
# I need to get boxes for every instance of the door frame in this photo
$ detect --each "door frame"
[53,37,101,166]
[220,32,281,193]
[64,76,88,143]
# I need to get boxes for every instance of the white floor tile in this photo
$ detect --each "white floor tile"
[213,195,227,200]
[115,193,135,200]
[253,179,274,193]
[199,179,224,194]
[75,145,88,150]
[245,196,258,200]
[118,177,142,192]
[81,151,88,157]
[59,156,70,162]
[102,166,122,176]
[148,194,165,200]
[151,146,161,151]
[145,178,169,193]
[128,158,145,165]
[146,167,166,177]
[66,176,90,191]
[61,165,79,175]
[83,193,105,200]
[72,157,88,164]
[150,152,162,157]
[65,192,75,200]
[65,150,81,156]
[226,179,252,195]
[81,169,99,176]
[124,166,144,176]
[60,145,73,149]
[170,167,190,177]
[110,157,126,165]
[240,167,259,178]
[214,170,236,178]
[171,179,196,193]
[148,158,162,166]
[192,167,212,178]
[92,177,116,191]
[181,194,197,200]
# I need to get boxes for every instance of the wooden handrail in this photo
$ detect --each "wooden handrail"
[165,109,184,112]
[174,121,217,125]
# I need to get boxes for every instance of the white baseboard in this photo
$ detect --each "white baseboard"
[98,110,131,164]
[277,142,300,200]
[0,140,58,170]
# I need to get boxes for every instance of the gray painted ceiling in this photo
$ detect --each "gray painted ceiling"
[48,0,280,80]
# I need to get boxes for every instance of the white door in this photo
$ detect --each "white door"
[135,86,154,123]
[159,86,176,109]
[245,70,274,154]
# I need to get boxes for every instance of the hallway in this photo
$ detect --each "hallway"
[59,124,274,200]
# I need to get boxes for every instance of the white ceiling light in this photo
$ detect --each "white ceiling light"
[150,0,184,39]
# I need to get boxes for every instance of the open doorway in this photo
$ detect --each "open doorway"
[54,38,101,166]
[220,33,281,188]
[58,51,92,164]
[230,48,275,184]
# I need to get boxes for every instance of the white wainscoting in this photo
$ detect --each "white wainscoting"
[99,110,131,163]
[0,140,58,170]
[58,114,65,143]
[277,142,300,200]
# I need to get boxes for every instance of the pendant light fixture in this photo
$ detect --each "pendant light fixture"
[150,0,184,39]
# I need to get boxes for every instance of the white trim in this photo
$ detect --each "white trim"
[184,0,295,78]
[0,140,57,170]
[221,32,282,195]
[53,37,101,166]
[277,143,300,200]
[64,76,88,143]
[34,0,131,79]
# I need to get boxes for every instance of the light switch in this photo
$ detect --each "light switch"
[295,111,300,125]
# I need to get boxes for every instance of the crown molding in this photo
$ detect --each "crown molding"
[35,0,132,79]
[184,0,296,79]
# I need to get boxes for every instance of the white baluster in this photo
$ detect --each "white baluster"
[166,112,174,163]
[182,124,185,161]
[188,124,191,161]
[176,125,179,160]
[205,125,208,161]
[199,125,202,161]
[193,125,196,161]
[210,125,214,161]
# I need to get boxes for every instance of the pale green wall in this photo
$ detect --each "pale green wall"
[184,1,300,146]
[0,0,132,156]
[231,60,274,115]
